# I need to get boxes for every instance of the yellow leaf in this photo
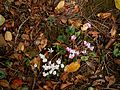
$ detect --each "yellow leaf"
[64,60,80,73]
[55,0,65,10]
[115,0,120,10]
[5,31,12,41]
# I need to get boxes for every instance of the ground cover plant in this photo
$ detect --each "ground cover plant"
[0,0,120,90]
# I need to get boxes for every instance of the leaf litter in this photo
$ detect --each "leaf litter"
[0,0,120,90]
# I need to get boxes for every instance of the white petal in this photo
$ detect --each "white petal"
[61,64,64,68]
[53,71,56,75]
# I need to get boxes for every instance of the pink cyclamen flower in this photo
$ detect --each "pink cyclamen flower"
[85,23,91,28]
[71,35,76,41]
[81,50,87,54]
[66,47,72,52]
[89,46,94,51]
[69,53,75,59]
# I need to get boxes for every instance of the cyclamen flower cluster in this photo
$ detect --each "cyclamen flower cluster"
[39,53,64,77]
[66,47,79,59]
[83,41,94,51]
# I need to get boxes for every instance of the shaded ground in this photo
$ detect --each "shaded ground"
[0,0,120,90]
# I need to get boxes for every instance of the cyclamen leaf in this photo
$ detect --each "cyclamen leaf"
[115,0,120,10]
[0,15,5,26]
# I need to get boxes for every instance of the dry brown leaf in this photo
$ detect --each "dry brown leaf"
[61,17,67,24]
[110,25,117,38]
[92,79,105,86]
[43,85,51,90]
[5,31,12,41]
[60,82,73,90]
[72,5,79,13]
[68,19,82,28]
[17,42,25,51]
[0,79,10,88]
[105,75,116,88]
[55,0,65,10]
[97,12,111,19]
[88,31,99,38]
[64,60,80,73]
[105,38,116,49]
[114,59,120,65]
[30,56,41,70]
[73,75,88,84]
[0,34,7,46]
[46,81,53,89]
[60,72,69,82]
[21,34,30,40]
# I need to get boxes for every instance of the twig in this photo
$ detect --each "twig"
[15,16,30,43]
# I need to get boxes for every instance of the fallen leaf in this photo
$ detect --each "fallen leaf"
[110,25,117,37]
[0,34,7,46]
[5,31,12,41]
[17,42,25,51]
[46,81,53,89]
[60,82,73,89]
[72,5,80,13]
[97,12,111,19]
[30,56,41,70]
[21,34,30,40]
[105,38,116,49]
[55,0,65,10]
[92,79,105,86]
[43,85,51,90]
[0,79,9,88]
[60,72,69,82]
[64,60,80,73]
[0,14,5,26]
[115,0,120,10]
[105,75,116,88]
[114,59,120,65]
[68,19,82,28]
[61,17,67,24]
[11,78,23,89]
[88,31,99,38]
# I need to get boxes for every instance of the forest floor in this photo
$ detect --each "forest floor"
[0,0,120,90]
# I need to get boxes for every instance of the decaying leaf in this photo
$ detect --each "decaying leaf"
[30,56,41,70]
[17,42,25,51]
[105,38,116,49]
[68,19,82,28]
[110,25,117,37]
[55,0,65,10]
[0,79,9,88]
[92,79,105,86]
[60,81,73,90]
[105,75,116,88]
[5,31,12,41]
[0,14,5,26]
[115,0,120,10]
[0,34,7,46]
[114,59,120,65]
[64,60,80,73]
[11,79,23,89]
[61,72,69,82]
[73,74,88,84]
[97,12,111,19]
[88,31,99,38]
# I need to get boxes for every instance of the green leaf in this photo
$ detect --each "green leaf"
[88,87,94,90]
[0,70,6,79]
[115,0,120,10]
[66,26,75,35]
[56,45,66,55]
[81,56,89,61]
[22,86,29,90]
[57,35,67,43]
[0,15,5,26]
[113,48,120,57]
[89,52,96,57]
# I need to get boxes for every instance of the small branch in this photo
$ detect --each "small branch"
[15,16,30,43]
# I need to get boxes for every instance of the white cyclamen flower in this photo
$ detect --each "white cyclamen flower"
[56,58,61,65]
[42,64,49,70]
[48,48,54,53]
[43,58,47,63]
[53,71,57,75]
[43,72,49,77]
[61,64,64,68]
